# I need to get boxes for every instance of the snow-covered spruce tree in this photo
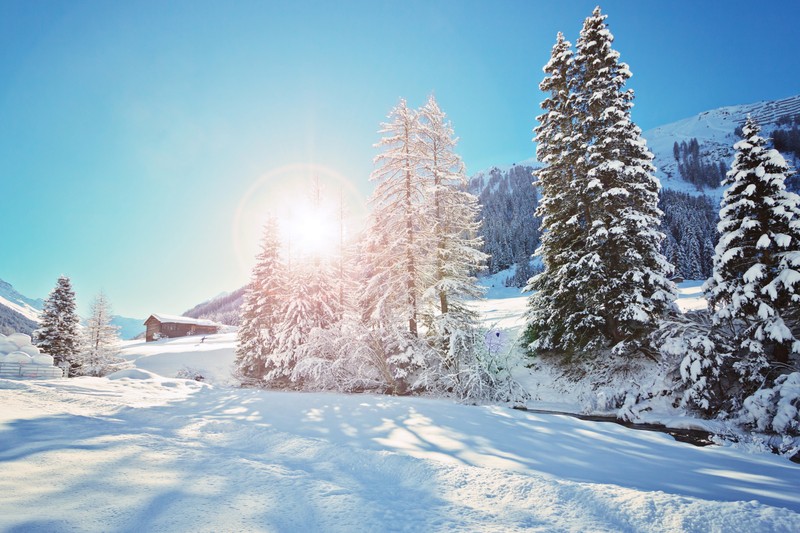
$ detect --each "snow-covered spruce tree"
[573,7,675,351]
[527,8,675,355]
[270,258,339,387]
[705,116,800,384]
[417,95,488,366]
[235,216,285,385]
[523,31,584,353]
[34,275,81,375]
[78,291,123,376]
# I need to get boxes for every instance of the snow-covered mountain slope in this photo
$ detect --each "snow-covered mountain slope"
[0,278,42,323]
[0,278,41,335]
[110,316,145,340]
[644,93,800,197]
[182,286,245,326]
[118,332,239,385]
[471,94,799,199]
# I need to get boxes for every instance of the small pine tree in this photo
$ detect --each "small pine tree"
[270,261,339,386]
[78,291,122,376]
[235,217,285,385]
[705,116,800,382]
[34,275,81,375]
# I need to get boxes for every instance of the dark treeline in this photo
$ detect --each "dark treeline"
[474,166,719,284]
[659,190,718,279]
[673,138,726,190]
[469,164,541,275]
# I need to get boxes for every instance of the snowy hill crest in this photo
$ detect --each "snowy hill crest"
[644,94,800,196]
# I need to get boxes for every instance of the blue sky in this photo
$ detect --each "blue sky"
[2,0,799,319]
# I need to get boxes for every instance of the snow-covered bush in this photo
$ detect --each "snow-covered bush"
[739,372,800,436]
[654,312,727,415]
[416,321,529,405]
[176,367,206,382]
[290,318,528,404]
[292,320,428,394]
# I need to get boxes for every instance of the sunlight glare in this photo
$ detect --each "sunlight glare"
[285,201,339,259]
[233,163,366,275]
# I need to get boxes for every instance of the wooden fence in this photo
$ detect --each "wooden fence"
[0,362,64,380]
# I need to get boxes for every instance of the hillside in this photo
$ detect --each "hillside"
[0,278,42,335]
[468,162,542,276]
[644,93,800,196]
[182,286,246,326]
[470,94,800,282]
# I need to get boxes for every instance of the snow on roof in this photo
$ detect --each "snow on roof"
[145,313,218,327]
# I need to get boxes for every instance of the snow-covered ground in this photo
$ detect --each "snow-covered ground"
[3,283,800,531]
[118,332,240,386]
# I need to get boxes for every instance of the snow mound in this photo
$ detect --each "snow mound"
[0,340,16,354]
[106,368,159,381]
[31,354,54,366]
[3,351,32,364]
[18,345,40,357]
[0,331,57,366]
[7,332,32,348]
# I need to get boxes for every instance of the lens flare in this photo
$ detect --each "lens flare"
[233,163,366,275]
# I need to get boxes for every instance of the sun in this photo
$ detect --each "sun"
[233,163,365,274]
[285,201,340,260]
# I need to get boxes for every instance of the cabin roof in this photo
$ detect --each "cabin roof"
[144,313,218,327]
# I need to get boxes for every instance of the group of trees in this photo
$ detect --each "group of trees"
[473,167,720,287]
[772,122,800,169]
[233,6,799,433]
[660,190,717,279]
[524,7,675,356]
[33,275,122,377]
[236,96,521,401]
[469,164,541,275]
[525,8,799,433]
[672,138,727,190]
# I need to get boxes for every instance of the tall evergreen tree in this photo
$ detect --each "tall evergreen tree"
[705,117,800,379]
[235,217,285,384]
[368,99,429,337]
[524,31,582,352]
[34,275,81,375]
[526,8,675,355]
[78,291,122,376]
[417,95,488,375]
[418,96,486,313]
[572,7,675,350]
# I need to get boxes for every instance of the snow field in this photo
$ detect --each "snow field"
[2,376,800,532]
[2,284,800,531]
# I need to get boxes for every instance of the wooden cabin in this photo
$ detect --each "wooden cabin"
[144,314,219,342]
